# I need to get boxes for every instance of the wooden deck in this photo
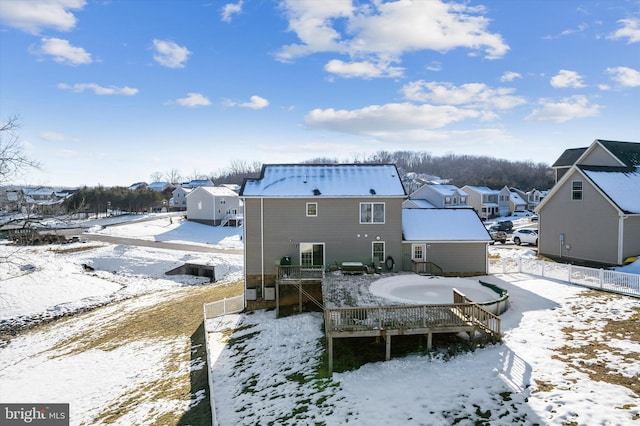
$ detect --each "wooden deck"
[324,289,501,373]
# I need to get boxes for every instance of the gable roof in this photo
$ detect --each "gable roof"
[402,208,491,242]
[240,164,406,197]
[552,147,587,168]
[188,186,238,198]
[597,140,640,168]
[580,165,640,214]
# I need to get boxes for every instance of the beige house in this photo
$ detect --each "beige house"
[461,185,510,219]
[538,139,640,266]
[186,186,241,226]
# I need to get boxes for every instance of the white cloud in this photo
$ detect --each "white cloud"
[36,37,91,65]
[606,66,640,87]
[401,81,526,110]
[152,39,191,68]
[608,18,640,43]
[276,0,508,69]
[221,1,243,22]
[426,61,442,72]
[57,83,138,95]
[525,95,601,123]
[324,59,404,79]
[224,95,269,109]
[0,0,85,34]
[305,102,485,134]
[550,70,585,88]
[176,93,211,107]
[500,71,521,82]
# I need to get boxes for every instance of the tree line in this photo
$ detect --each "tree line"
[160,151,554,191]
[63,186,167,215]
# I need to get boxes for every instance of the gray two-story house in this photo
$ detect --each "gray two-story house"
[538,139,640,266]
[239,164,406,309]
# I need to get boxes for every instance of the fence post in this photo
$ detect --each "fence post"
[223,297,227,315]
[541,260,545,277]
[599,269,604,289]
[567,264,571,284]
[518,257,522,273]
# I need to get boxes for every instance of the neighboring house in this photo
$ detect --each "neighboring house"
[551,147,587,184]
[239,164,406,308]
[508,189,527,213]
[171,186,192,210]
[148,182,172,192]
[402,208,491,276]
[186,186,241,226]
[405,184,470,209]
[538,139,640,266]
[461,186,503,220]
[524,188,544,211]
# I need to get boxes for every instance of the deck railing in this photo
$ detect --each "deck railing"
[489,257,640,297]
[412,260,444,276]
[277,265,324,281]
[324,298,500,337]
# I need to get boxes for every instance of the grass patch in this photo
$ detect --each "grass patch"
[50,244,104,254]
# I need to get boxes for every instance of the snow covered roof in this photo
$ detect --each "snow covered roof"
[427,184,467,197]
[582,166,640,214]
[188,186,238,198]
[402,199,436,209]
[148,182,171,191]
[240,164,406,197]
[402,208,491,242]
[509,192,526,205]
[464,186,497,194]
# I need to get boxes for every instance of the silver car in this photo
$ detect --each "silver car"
[512,229,538,246]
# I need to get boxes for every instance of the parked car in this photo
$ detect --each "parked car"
[490,220,513,231]
[489,229,507,244]
[512,229,538,246]
[512,210,532,217]
[530,214,539,222]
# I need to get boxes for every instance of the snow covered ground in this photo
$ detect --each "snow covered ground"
[1,214,638,425]
[207,274,640,425]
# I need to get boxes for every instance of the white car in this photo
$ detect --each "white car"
[512,229,538,246]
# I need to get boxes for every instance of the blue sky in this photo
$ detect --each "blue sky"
[1,0,639,188]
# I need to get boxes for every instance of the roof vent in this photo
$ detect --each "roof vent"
[370,188,376,195]
[313,189,321,196]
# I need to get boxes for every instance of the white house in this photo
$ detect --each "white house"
[186,186,241,226]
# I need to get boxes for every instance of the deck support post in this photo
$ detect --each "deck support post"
[327,335,333,375]
[385,334,391,361]
[275,283,280,317]
[298,284,302,313]
[426,332,432,350]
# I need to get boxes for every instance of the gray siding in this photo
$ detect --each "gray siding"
[401,242,487,275]
[244,197,404,279]
[539,169,620,264]
[622,216,640,261]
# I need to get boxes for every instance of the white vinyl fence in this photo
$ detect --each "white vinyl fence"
[203,295,245,426]
[489,257,640,298]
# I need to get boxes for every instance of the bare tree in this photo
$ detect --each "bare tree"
[149,171,164,182]
[0,115,40,184]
